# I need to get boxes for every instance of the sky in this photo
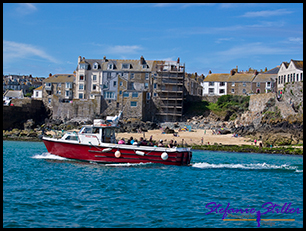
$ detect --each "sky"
[3,3,303,77]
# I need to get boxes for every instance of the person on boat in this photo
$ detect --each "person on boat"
[118,138,125,144]
[127,137,134,145]
[168,140,174,148]
[158,139,164,147]
[137,137,147,146]
[133,139,138,146]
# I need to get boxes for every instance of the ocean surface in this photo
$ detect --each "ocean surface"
[3,140,303,228]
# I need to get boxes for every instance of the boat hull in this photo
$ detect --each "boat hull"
[42,138,192,166]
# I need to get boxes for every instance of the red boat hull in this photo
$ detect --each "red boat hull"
[42,138,192,166]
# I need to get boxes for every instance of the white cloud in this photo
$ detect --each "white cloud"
[3,40,58,64]
[240,9,293,18]
[105,45,143,55]
[16,3,37,15]
[288,37,303,44]
[216,42,291,62]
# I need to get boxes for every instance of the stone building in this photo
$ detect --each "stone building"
[74,56,186,122]
[202,68,277,96]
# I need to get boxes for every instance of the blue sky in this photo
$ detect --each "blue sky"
[3,3,303,77]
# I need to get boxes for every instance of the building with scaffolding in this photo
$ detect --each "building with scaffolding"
[153,59,185,122]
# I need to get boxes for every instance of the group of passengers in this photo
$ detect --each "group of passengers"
[117,136,176,148]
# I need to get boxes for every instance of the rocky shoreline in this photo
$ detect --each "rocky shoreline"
[3,115,303,155]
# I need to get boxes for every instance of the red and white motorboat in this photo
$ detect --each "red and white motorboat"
[42,111,192,166]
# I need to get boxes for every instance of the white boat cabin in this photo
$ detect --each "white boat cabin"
[61,125,117,146]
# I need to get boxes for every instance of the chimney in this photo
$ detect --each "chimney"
[78,56,81,63]
[177,57,180,64]
[103,56,106,60]
[254,70,258,75]
[49,73,52,77]
[195,72,198,77]
[230,69,235,75]
[208,70,212,74]
[140,55,145,64]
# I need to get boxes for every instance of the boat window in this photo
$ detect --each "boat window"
[80,127,92,134]
[92,127,99,134]
[65,136,78,141]
[103,128,115,143]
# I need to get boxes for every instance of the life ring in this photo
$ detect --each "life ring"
[115,150,121,158]
[161,152,168,160]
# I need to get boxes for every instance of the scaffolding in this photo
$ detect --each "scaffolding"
[154,61,185,122]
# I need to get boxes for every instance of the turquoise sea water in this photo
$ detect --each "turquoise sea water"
[3,141,303,228]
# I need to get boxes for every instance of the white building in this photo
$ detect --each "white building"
[201,73,229,96]
[277,59,303,95]
[32,85,43,100]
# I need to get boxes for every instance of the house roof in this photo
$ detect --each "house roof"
[253,73,277,82]
[44,74,75,83]
[291,60,303,71]
[3,90,24,99]
[263,66,280,74]
[34,85,43,91]
[203,73,230,82]
[227,73,255,82]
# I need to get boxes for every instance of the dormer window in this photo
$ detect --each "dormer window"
[93,62,99,70]
[122,63,130,69]
[79,64,86,70]
[108,64,113,70]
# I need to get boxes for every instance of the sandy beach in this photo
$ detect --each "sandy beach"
[115,129,253,146]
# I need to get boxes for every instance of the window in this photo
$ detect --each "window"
[104,91,115,99]
[80,75,85,81]
[48,98,51,104]
[144,82,149,89]
[79,64,85,69]
[46,83,51,87]
[92,84,97,91]
[146,92,151,100]
[231,89,235,93]
[131,101,137,107]
[209,82,214,86]
[208,88,214,95]
[290,74,292,82]
[132,92,138,98]
[256,82,260,87]
[145,73,149,80]
[242,89,246,94]
[154,83,157,89]
[293,73,295,82]
[301,73,303,81]
[123,92,129,98]
[122,64,129,69]
[113,81,117,87]
[243,82,246,87]
[266,82,271,87]
[219,89,225,94]
[108,64,113,70]
[278,76,280,84]
[65,90,71,97]
[130,73,134,79]
[220,82,225,86]
[93,75,97,81]
[296,74,299,82]
[94,63,99,70]
[120,81,123,86]
[66,82,72,89]
[79,84,84,90]
[232,82,235,86]
[287,74,290,82]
